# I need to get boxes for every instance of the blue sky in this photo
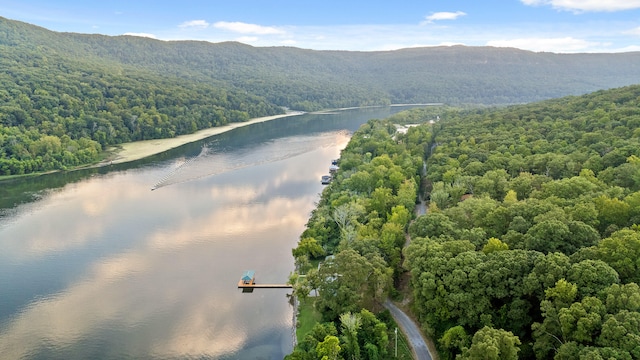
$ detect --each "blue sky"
[1,0,640,52]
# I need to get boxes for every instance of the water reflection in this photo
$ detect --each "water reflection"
[0,107,414,359]
[153,130,347,190]
[0,133,349,359]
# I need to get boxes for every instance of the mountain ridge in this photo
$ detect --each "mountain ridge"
[2,15,640,175]
[3,16,640,107]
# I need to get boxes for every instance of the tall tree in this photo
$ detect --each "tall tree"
[460,326,521,360]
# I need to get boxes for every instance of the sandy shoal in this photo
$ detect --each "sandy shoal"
[106,112,303,165]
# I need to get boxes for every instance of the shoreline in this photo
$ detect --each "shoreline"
[103,111,304,165]
[0,104,433,181]
[102,103,437,165]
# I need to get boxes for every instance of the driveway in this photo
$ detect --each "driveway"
[384,300,433,360]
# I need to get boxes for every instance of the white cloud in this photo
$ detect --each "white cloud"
[280,39,298,46]
[155,21,632,53]
[179,20,210,29]
[487,36,601,52]
[235,36,259,44]
[624,26,640,36]
[213,21,284,35]
[614,45,640,52]
[123,32,157,39]
[423,11,466,24]
[521,0,640,12]
[436,41,466,47]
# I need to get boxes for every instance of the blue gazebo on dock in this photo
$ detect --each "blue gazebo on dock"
[241,270,255,285]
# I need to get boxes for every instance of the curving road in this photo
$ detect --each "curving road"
[384,300,433,360]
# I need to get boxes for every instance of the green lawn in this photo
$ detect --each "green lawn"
[295,298,322,343]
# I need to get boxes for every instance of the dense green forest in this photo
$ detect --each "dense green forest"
[0,20,284,175]
[4,16,640,108]
[287,116,429,360]
[289,84,640,359]
[2,16,640,176]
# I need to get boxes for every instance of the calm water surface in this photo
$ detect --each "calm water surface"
[0,107,416,359]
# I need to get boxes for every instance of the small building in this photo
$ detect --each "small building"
[241,270,255,285]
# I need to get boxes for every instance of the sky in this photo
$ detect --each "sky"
[1,0,640,53]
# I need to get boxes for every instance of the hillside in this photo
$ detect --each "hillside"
[290,84,640,359]
[2,16,640,175]
[3,16,640,107]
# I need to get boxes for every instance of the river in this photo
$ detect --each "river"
[0,106,416,359]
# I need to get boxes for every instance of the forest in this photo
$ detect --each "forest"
[0,28,283,175]
[3,16,640,175]
[288,84,640,359]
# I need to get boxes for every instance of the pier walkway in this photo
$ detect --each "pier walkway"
[237,280,292,289]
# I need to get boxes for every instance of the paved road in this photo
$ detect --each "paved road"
[384,300,433,360]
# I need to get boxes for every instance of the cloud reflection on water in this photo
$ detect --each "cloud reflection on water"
[0,132,345,359]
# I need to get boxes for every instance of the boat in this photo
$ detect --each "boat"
[321,175,332,185]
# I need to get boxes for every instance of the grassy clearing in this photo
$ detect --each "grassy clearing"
[296,298,322,343]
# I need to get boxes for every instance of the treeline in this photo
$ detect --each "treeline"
[287,117,433,359]
[0,40,282,175]
[405,84,640,358]
[289,84,640,359]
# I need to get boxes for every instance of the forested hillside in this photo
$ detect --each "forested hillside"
[289,85,640,359]
[0,20,287,175]
[4,17,639,107]
[2,15,640,176]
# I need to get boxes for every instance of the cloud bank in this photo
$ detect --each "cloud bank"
[487,36,602,52]
[123,32,157,39]
[213,21,284,35]
[179,20,210,29]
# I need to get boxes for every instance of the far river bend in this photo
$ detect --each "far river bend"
[0,106,419,359]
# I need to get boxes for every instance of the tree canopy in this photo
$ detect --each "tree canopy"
[292,84,640,359]
[403,84,640,359]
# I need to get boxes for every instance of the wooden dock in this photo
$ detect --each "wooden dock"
[237,280,292,289]
[237,271,292,291]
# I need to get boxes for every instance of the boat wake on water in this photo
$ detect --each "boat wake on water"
[150,132,346,190]
[151,145,211,190]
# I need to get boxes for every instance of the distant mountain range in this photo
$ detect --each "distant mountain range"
[2,16,640,109]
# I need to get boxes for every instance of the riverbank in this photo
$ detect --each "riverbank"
[103,111,304,165]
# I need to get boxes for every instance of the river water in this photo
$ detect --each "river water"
[0,106,415,359]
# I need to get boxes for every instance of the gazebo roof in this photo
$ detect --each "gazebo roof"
[242,270,255,281]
